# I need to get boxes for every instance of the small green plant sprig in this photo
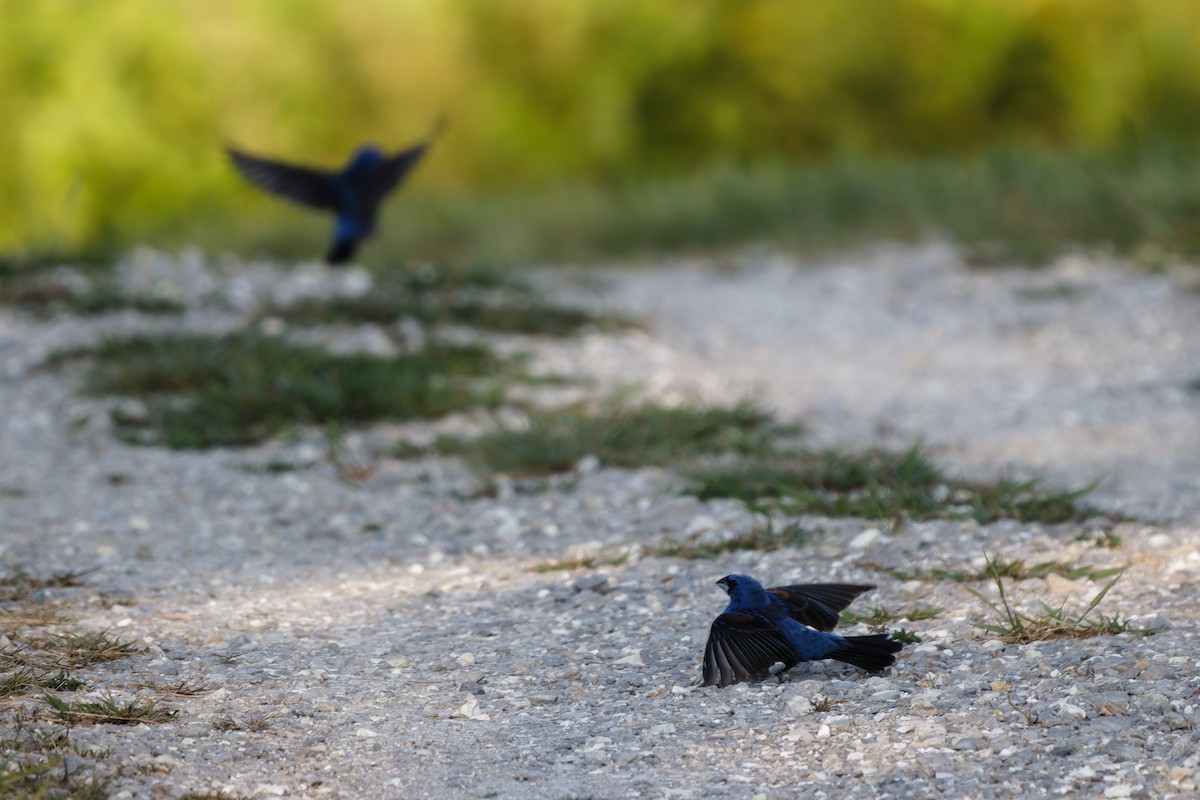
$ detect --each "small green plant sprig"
[964,551,1150,643]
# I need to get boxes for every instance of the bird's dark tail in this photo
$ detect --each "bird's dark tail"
[326,238,358,265]
[829,634,903,673]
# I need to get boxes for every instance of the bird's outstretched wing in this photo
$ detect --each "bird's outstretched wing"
[768,583,875,631]
[702,613,796,688]
[366,141,431,206]
[227,148,341,212]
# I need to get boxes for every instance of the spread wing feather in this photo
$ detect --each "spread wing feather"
[367,142,430,206]
[702,613,796,688]
[768,583,876,631]
[227,148,340,212]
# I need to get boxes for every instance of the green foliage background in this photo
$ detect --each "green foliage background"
[3,0,1200,254]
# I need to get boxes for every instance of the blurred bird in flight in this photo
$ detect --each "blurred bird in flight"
[702,574,903,688]
[227,120,442,265]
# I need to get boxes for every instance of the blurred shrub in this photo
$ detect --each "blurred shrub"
[2,0,1199,252]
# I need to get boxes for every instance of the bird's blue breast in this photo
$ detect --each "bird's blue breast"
[333,146,386,204]
[335,216,371,241]
[346,146,385,170]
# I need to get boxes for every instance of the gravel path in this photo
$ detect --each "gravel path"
[2,245,1199,798]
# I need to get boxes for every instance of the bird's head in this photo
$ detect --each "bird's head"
[347,145,385,171]
[716,574,769,604]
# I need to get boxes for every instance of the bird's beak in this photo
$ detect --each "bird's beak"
[716,577,729,591]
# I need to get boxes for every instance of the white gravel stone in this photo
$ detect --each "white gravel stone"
[848,527,883,550]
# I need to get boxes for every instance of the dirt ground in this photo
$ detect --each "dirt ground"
[2,243,1199,798]
[568,242,1200,522]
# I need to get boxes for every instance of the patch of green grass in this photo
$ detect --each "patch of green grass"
[808,697,837,713]
[1013,284,1085,302]
[0,262,182,317]
[236,460,314,475]
[263,271,632,337]
[968,479,1106,525]
[655,519,819,560]
[1,577,85,704]
[1,583,138,707]
[862,558,1126,584]
[211,715,269,733]
[438,401,793,477]
[1074,530,1122,549]
[0,571,87,640]
[253,261,633,337]
[0,754,109,800]
[18,144,1200,271]
[0,607,62,632]
[1,632,136,709]
[434,403,1104,527]
[840,605,943,631]
[59,332,509,449]
[132,678,209,697]
[319,422,380,485]
[532,550,636,573]
[0,569,96,605]
[0,251,115,280]
[258,145,1200,269]
[684,447,1110,524]
[42,693,174,726]
[889,629,922,645]
[965,552,1149,644]
[0,671,83,699]
[0,569,172,799]
[37,633,136,669]
[685,446,939,509]
[435,299,632,336]
[511,476,581,495]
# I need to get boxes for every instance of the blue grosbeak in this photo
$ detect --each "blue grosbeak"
[702,574,903,687]
[227,123,439,265]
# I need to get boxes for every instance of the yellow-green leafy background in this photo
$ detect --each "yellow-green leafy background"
[3,0,1199,252]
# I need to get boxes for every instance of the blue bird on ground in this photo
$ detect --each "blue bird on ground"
[227,122,441,265]
[702,574,903,688]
